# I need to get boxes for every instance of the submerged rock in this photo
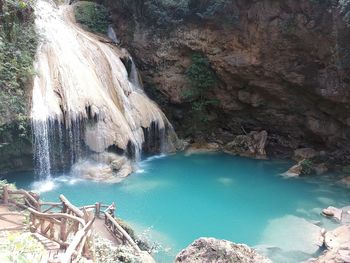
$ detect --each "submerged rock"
[174,237,272,263]
[260,215,324,255]
[224,130,268,159]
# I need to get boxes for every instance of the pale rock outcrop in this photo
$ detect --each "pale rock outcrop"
[224,131,268,159]
[174,238,272,263]
[185,142,220,155]
[281,161,304,177]
[322,206,350,224]
[307,246,350,263]
[324,225,350,250]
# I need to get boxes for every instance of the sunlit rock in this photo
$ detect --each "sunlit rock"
[324,225,350,250]
[174,238,272,263]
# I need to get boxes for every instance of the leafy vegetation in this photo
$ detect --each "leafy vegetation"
[0,0,37,141]
[301,159,313,175]
[183,52,218,124]
[74,2,109,34]
[0,232,44,263]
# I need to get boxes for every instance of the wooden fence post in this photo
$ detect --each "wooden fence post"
[95,202,100,218]
[3,185,9,205]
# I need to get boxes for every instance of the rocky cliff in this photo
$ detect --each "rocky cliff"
[102,0,350,168]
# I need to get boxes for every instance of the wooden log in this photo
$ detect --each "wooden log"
[95,202,101,218]
[60,217,67,244]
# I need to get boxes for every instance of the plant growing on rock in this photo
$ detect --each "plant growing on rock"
[301,159,313,175]
[183,52,219,124]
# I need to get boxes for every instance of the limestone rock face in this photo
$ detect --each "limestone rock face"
[174,238,272,263]
[104,0,350,165]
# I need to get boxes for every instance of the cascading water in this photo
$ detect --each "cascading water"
[107,25,119,44]
[31,0,178,179]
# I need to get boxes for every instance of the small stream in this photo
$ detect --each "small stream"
[3,153,349,263]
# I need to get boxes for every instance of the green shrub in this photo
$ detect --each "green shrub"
[74,2,109,34]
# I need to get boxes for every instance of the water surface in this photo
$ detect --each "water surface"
[3,153,350,262]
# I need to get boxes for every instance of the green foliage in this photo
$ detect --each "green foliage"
[183,52,218,124]
[0,232,44,263]
[301,159,313,175]
[74,2,109,34]
[0,0,37,138]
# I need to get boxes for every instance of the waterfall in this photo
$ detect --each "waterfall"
[129,58,142,90]
[31,0,177,178]
[107,25,119,44]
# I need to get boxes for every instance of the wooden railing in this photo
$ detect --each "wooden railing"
[61,218,95,263]
[1,184,144,261]
[2,185,40,210]
[103,203,142,254]
[28,207,85,248]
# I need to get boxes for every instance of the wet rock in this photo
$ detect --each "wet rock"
[174,237,272,263]
[293,148,319,161]
[282,161,303,177]
[110,156,128,171]
[224,130,268,159]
